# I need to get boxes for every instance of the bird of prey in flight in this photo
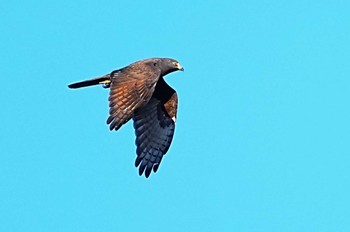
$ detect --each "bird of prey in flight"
[68,58,184,178]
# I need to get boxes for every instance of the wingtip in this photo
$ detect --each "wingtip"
[145,167,152,178]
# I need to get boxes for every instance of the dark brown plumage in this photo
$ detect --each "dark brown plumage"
[68,58,184,178]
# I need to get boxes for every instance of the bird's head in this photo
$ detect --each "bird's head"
[150,58,184,76]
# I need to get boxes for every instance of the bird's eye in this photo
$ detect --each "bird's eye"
[153,62,157,66]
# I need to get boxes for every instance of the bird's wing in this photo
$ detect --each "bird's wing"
[133,92,178,177]
[107,66,160,131]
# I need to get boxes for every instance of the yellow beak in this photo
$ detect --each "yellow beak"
[176,63,184,71]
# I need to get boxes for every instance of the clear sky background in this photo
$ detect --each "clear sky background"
[1,0,349,231]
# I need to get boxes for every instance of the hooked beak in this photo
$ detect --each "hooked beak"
[177,63,184,71]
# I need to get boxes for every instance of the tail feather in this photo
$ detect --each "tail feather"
[68,75,110,89]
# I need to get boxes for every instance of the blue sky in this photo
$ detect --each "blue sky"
[1,0,349,231]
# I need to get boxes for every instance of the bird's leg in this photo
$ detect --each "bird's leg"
[99,80,111,88]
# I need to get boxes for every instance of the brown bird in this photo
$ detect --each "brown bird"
[68,58,184,177]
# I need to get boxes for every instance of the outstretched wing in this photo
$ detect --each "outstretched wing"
[107,65,161,131]
[133,91,178,178]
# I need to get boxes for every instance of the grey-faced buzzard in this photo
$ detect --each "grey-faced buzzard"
[68,58,184,178]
